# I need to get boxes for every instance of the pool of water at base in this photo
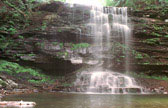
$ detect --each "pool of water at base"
[2,93,168,108]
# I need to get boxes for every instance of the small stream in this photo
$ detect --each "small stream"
[2,93,168,108]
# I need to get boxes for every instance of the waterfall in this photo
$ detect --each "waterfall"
[73,6,144,94]
[66,1,144,94]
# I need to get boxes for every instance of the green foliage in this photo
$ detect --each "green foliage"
[132,50,149,59]
[0,60,37,75]
[105,0,135,7]
[115,42,144,58]
[135,53,143,59]
[41,22,47,31]
[132,72,168,81]
[105,0,168,9]
[28,53,36,57]
[165,35,168,38]
[0,60,53,84]
[16,53,36,61]
[36,0,168,7]
[143,38,160,45]
[0,79,7,87]
[0,6,7,13]
[62,82,73,87]
[52,42,58,45]
[0,0,41,35]
[28,78,54,84]
[58,29,62,32]
[8,27,17,34]
[71,43,90,50]
[59,43,64,48]
[0,35,15,51]
[152,25,163,31]
[0,35,7,50]
[105,0,114,6]
[143,62,150,65]
[18,35,24,39]
[57,52,69,57]
[151,32,162,37]
[36,0,66,3]
[35,21,48,31]
[35,42,45,48]
[53,0,66,2]
[51,42,90,58]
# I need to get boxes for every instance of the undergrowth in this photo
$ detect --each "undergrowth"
[0,60,55,84]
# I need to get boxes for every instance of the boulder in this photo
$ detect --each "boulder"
[6,79,18,89]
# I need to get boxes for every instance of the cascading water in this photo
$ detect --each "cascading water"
[88,6,110,69]
[108,7,131,72]
[67,1,144,94]
[75,71,142,94]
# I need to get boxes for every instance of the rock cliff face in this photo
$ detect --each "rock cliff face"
[130,8,168,76]
[1,1,168,77]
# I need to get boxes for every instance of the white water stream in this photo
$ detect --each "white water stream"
[75,71,143,94]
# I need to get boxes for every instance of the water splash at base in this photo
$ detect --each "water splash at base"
[74,71,144,94]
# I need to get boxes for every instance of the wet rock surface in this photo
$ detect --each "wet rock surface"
[136,78,168,94]
[0,73,35,97]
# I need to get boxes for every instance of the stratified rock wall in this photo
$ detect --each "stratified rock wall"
[1,1,168,77]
